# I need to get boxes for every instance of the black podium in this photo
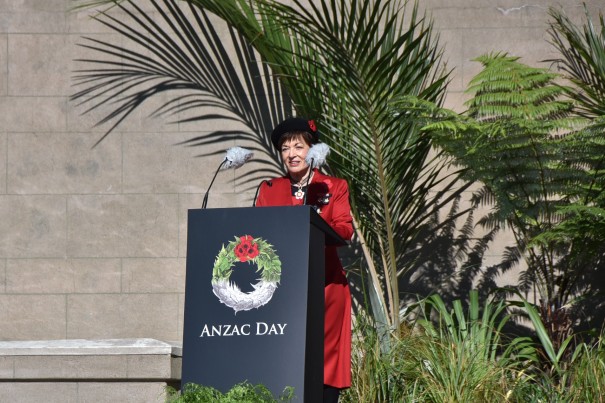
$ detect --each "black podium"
[181,206,345,402]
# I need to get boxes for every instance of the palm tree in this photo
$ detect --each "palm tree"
[71,0,467,333]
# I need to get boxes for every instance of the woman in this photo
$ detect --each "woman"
[256,117,353,403]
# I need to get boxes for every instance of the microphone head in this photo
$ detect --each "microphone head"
[223,147,253,170]
[305,143,330,168]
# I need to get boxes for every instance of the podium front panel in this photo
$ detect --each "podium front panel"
[182,206,325,401]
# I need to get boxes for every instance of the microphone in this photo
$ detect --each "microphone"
[202,147,253,209]
[252,180,272,207]
[303,143,330,205]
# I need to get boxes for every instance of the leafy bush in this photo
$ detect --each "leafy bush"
[167,382,294,403]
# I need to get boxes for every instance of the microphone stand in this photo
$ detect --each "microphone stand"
[252,180,269,207]
[302,159,315,206]
[201,158,227,209]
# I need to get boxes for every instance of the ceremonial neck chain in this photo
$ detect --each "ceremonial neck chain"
[291,171,313,200]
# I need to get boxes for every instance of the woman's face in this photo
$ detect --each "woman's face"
[280,136,311,178]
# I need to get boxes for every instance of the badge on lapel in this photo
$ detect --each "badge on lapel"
[313,193,332,214]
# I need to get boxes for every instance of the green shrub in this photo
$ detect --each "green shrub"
[564,338,605,402]
[167,381,294,403]
[343,291,535,402]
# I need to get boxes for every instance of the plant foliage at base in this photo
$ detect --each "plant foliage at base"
[167,381,294,403]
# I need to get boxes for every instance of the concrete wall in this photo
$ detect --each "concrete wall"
[0,0,603,343]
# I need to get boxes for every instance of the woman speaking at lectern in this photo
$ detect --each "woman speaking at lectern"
[255,117,353,403]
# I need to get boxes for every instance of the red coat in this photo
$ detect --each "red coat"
[256,169,353,388]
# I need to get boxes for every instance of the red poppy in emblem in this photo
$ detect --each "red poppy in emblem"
[234,235,260,262]
[248,243,260,259]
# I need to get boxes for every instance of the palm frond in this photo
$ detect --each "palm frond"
[547,5,605,118]
[72,0,292,185]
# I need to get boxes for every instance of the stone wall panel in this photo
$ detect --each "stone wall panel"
[67,194,178,258]
[66,294,180,341]
[0,195,66,259]
[122,132,224,194]
[8,132,121,194]
[0,295,66,340]
[77,382,167,403]
[15,355,128,379]
[8,34,72,96]
[0,8,66,34]
[6,258,121,294]
[121,258,185,294]
[0,35,6,97]
[0,259,5,294]
[2,97,67,133]
[0,382,78,403]
[0,133,6,193]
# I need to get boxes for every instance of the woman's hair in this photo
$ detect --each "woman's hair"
[278,131,314,148]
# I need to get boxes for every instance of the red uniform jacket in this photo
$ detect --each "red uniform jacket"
[256,169,353,388]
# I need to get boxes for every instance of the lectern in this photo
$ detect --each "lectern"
[181,206,345,402]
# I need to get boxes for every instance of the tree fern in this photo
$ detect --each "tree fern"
[399,52,605,341]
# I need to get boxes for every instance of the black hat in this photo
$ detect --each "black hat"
[270,117,319,148]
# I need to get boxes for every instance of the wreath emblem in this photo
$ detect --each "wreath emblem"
[211,235,282,313]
